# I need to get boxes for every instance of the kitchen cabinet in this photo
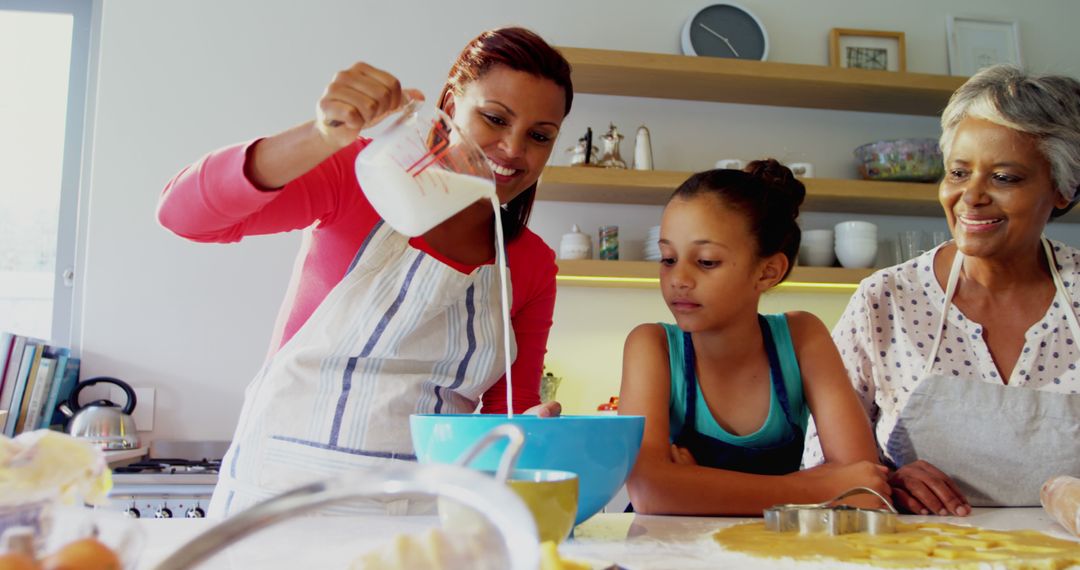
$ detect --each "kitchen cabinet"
[541,48,1076,290]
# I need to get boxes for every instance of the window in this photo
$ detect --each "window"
[0,0,92,345]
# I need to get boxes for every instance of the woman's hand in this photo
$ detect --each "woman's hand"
[889,460,970,516]
[315,61,424,149]
[523,401,561,418]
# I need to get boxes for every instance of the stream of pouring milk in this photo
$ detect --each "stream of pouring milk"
[489,194,514,419]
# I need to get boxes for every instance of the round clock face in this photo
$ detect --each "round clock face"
[682,3,769,61]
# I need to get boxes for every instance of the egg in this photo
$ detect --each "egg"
[40,538,120,570]
[0,552,40,570]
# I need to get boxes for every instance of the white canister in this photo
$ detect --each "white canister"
[559,224,593,260]
[634,126,653,170]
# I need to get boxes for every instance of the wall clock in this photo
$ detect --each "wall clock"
[681,3,769,61]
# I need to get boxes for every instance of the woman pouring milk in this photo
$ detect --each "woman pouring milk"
[157,27,572,517]
[804,65,1080,515]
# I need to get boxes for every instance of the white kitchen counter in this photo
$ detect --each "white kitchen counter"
[123,508,1078,569]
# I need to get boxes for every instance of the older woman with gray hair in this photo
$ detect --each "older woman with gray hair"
[803,64,1080,515]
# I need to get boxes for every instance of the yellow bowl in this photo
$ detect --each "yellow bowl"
[507,469,579,544]
[439,469,579,544]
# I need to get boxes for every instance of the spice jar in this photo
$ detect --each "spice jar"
[598,225,619,260]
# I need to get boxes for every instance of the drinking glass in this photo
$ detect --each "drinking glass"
[898,230,927,261]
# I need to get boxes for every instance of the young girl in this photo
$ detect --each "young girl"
[619,160,889,515]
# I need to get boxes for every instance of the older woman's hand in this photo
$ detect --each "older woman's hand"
[523,401,562,417]
[890,460,970,516]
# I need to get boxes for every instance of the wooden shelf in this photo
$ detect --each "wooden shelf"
[539,167,1080,221]
[539,166,942,217]
[559,47,966,116]
[545,48,1076,293]
[556,259,873,291]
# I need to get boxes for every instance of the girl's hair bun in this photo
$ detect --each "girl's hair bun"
[745,159,806,219]
[668,158,805,283]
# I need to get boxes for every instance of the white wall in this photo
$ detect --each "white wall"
[80,0,1080,439]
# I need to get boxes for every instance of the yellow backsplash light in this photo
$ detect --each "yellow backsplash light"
[555,275,859,292]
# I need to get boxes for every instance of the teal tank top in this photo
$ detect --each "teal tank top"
[665,314,809,449]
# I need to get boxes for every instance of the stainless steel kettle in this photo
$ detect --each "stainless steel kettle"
[59,376,140,450]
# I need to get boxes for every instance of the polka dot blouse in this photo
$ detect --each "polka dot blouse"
[803,239,1080,468]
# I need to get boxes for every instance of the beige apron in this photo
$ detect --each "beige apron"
[887,238,1080,506]
[208,222,514,517]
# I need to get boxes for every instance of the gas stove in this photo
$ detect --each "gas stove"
[105,440,229,519]
[113,457,221,484]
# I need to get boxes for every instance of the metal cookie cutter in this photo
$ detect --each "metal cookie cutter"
[764,486,898,535]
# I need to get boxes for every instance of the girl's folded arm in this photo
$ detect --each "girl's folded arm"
[788,310,880,466]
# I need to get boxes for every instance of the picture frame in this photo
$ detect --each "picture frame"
[946,15,1022,77]
[829,28,906,72]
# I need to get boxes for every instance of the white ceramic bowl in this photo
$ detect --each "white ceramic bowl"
[834,221,878,237]
[835,240,878,268]
[802,229,834,244]
[799,244,835,267]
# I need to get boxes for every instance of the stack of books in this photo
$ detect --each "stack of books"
[0,332,81,436]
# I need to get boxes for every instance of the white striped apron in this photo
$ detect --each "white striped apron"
[208,221,514,517]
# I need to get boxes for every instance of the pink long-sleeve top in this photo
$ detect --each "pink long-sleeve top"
[157,139,556,414]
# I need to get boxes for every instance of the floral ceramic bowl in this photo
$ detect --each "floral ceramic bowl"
[854,138,944,182]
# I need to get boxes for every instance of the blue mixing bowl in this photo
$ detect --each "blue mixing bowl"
[410,414,644,525]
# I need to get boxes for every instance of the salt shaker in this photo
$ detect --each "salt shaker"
[634,125,653,170]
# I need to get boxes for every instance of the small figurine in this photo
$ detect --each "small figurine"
[584,126,594,164]
[598,123,627,169]
[566,127,598,167]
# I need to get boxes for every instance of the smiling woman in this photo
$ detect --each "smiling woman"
[803,65,1080,514]
[155,26,573,518]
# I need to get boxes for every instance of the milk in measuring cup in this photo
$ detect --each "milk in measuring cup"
[358,155,496,237]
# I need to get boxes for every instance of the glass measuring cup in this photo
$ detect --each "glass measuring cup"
[355,100,496,237]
